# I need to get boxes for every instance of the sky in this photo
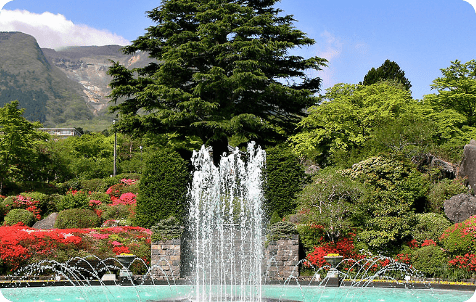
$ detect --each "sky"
[0,0,475,100]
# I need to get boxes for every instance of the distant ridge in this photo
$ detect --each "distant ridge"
[0,32,153,127]
[0,32,92,125]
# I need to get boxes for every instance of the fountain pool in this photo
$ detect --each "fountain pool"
[0,284,472,302]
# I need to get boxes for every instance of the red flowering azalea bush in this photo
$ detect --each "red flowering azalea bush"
[0,224,151,274]
[3,195,41,220]
[440,215,476,256]
[306,236,358,267]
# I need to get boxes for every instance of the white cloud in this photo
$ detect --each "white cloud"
[0,9,129,49]
[315,31,343,90]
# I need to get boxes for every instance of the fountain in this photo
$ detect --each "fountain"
[0,142,474,302]
[188,142,266,302]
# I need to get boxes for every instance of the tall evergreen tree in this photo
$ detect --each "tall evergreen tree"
[362,59,412,91]
[108,0,327,157]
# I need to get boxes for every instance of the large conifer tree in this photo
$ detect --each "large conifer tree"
[108,0,327,155]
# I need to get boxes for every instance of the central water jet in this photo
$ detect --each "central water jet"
[188,142,266,302]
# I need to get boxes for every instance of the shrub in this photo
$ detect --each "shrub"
[297,168,366,243]
[3,195,41,220]
[4,209,36,227]
[413,213,452,243]
[20,192,53,217]
[54,209,101,229]
[0,204,6,224]
[267,221,298,242]
[57,189,90,211]
[79,178,108,192]
[134,149,189,228]
[296,223,326,252]
[341,156,426,253]
[89,192,111,204]
[427,178,470,213]
[264,145,307,217]
[411,245,449,277]
[151,216,184,242]
[440,216,476,256]
[102,204,132,221]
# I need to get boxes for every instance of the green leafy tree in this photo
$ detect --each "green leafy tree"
[0,101,48,193]
[289,82,421,165]
[362,59,412,91]
[424,59,476,127]
[108,0,327,159]
[297,168,367,242]
[341,156,428,253]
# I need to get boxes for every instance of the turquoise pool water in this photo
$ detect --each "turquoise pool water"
[1,285,473,302]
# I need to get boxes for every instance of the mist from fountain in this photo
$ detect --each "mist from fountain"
[188,142,266,302]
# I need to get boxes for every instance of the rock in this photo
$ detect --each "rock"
[444,194,476,223]
[430,157,456,179]
[412,153,456,179]
[459,140,476,191]
[32,212,58,229]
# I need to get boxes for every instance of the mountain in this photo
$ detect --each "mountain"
[0,32,152,128]
[42,45,152,116]
[0,32,92,126]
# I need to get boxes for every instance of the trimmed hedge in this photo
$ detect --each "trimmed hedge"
[54,209,101,229]
[264,145,306,217]
[134,149,189,228]
[4,209,36,227]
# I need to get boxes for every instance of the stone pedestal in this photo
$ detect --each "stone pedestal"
[264,235,299,280]
[151,239,181,279]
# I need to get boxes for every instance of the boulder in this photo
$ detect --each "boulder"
[32,212,58,229]
[444,194,476,223]
[412,153,456,179]
[459,140,476,191]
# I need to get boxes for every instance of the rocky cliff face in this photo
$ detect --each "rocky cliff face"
[42,46,152,115]
[0,32,92,124]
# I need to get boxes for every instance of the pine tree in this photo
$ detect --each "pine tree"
[108,0,327,156]
[362,59,412,91]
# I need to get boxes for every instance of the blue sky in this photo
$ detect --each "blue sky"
[1,0,475,100]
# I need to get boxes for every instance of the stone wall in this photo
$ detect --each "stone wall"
[150,239,181,279]
[264,235,300,280]
[150,235,300,281]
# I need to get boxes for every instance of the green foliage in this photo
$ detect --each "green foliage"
[4,209,35,227]
[151,216,184,242]
[108,0,327,150]
[362,59,412,90]
[134,149,189,228]
[57,190,90,211]
[424,59,476,127]
[411,245,449,277]
[0,101,49,194]
[427,178,470,213]
[0,203,6,224]
[342,156,427,253]
[296,224,325,252]
[268,211,282,225]
[88,192,111,205]
[440,216,476,256]
[101,204,131,221]
[297,168,366,242]
[413,213,452,243]
[266,221,298,242]
[79,178,108,192]
[264,145,306,217]
[54,209,101,229]
[290,82,421,165]
[19,191,55,217]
